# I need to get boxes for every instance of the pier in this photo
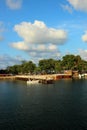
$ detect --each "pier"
[0,74,15,80]
[0,74,72,81]
[15,74,72,81]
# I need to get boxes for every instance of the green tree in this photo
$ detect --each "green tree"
[7,65,19,74]
[21,61,36,74]
[39,59,55,73]
[55,60,62,73]
[61,54,77,70]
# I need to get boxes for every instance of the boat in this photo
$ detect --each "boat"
[79,74,85,79]
[27,79,39,84]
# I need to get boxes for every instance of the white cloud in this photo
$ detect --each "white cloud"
[82,31,87,42]
[14,20,67,44]
[6,0,22,10]
[11,20,67,62]
[78,49,87,61]
[11,41,29,50]
[11,42,58,53]
[68,0,87,12]
[11,42,61,63]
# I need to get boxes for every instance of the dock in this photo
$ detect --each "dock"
[15,74,72,81]
[0,74,72,83]
[0,74,15,80]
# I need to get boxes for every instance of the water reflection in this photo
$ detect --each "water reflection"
[0,79,87,129]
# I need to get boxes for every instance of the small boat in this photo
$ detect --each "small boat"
[79,74,85,79]
[27,79,39,84]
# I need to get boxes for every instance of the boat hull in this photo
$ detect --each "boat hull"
[27,80,39,84]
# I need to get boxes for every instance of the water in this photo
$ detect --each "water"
[0,79,87,129]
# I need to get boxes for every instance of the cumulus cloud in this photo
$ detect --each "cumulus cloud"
[82,31,87,43]
[11,41,29,50]
[11,20,67,62]
[11,42,57,52]
[11,41,60,59]
[6,0,22,10]
[68,0,87,12]
[14,20,67,44]
[11,42,61,63]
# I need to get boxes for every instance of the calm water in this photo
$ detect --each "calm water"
[0,79,87,130]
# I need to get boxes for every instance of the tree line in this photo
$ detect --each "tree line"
[0,54,87,74]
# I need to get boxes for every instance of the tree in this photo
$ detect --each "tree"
[7,65,19,74]
[61,54,78,70]
[55,60,62,73]
[39,59,56,73]
[5,54,87,75]
[21,61,36,74]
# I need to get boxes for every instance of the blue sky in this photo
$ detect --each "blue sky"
[0,0,87,69]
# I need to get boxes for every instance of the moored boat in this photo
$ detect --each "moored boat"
[79,74,85,79]
[27,79,39,84]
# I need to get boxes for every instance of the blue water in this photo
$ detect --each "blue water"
[0,79,87,129]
